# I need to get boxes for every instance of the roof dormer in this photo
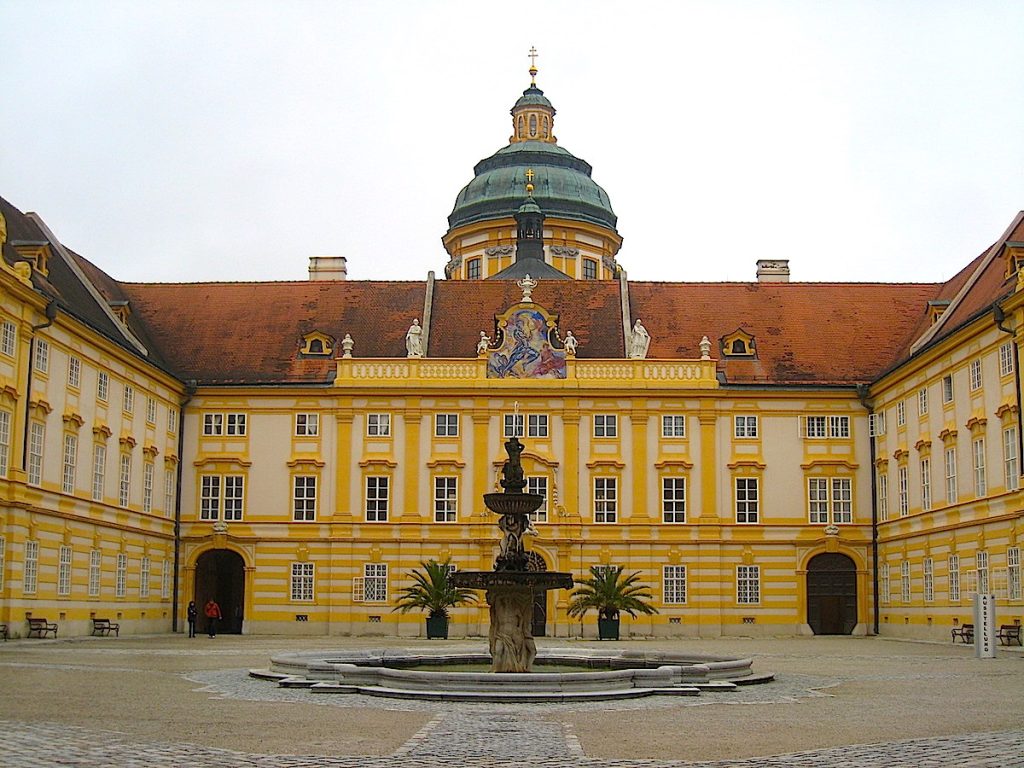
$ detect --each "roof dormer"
[721,328,757,357]
[10,240,51,277]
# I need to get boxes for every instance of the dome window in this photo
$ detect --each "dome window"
[467,258,481,280]
[529,114,537,137]
[583,259,597,280]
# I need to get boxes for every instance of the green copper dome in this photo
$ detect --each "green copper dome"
[513,84,555,111]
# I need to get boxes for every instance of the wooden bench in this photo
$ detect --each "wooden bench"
[91,618,120,637]
[997,624,1022,646]
[950,623,974,643]
[26,618,58,638]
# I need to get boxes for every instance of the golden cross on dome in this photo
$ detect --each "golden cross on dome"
[528,46,538,84]
[525,168,535,182]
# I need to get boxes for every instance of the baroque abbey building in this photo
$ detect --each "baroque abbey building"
[1,66,1022,641]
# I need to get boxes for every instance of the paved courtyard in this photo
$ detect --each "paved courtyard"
[0,633,1021,767]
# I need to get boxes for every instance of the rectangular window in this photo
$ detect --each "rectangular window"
[527,413,548,438]
[1008,547,1021,601]
[223,475,244,521]
[161,559,170,599]
[97,371,109,402]
[969,359,982,391]
[920,457,931,511]
[804,415,827,438]
[0,320,16,357]
[594,414,617,438]
[868,412,886,437]
[366,413,390,437]
[897,401,906,427]
[948,554,960,602]
[366,476,389,522]
[735,477,759,523]
[34,338,49,373]
[594,477,618,523]
[88,549,101,597]
[503,413,524,438]
[878,473,889,522]
[880,563,890,604]
[976,550,989,594]
[924,557,934,603]
[661,415,686,438]
[62,433,78,494]
[119,453,131,507]
[808,478,829,524]
[146,397,156,425]
[433,477,458,522]
[226,413,246,435]
[167,407,178,434]
[0,409,9,477]
[734,415,758,438]
[24,540,39,594]
[293,476,317,521]
[164,469,175,514]
[291,562,315,601]
[527,476,548,522]
[999,342,1015,377]
[736,565,760,604]
[945,447,957,503]
[123,385,134,414]
[831,477,852,523]
[28,422,44,486]
[203,414,223,435]
[583,258,597,280]
[143,462,154,514]
[115,553,127,597]
[68,355,81,388]
[434,413,458,437]
[467,258,481,280]
[363,563,388,602]
[663,565,687,604]
[898,466,909,517]
[58,545,72,597]
[140,555,150,599]
[942,374,954,403]
[901,561,911,604]
[662,477,687,523]
[918,387,928,416]
[200,475,221,520]
[829,415,850,438]
[1004,427,1019,491]
[92,444,106,501]
[973,437,987,497]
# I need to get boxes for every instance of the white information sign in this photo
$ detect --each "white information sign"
[973,593,997,659]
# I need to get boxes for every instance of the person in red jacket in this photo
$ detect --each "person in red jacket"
[204,599,222,637]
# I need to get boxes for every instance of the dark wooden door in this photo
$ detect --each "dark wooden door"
[807,553,857,635]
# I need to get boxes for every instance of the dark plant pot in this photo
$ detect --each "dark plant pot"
[598,618,620,640]
[426,615,449,639]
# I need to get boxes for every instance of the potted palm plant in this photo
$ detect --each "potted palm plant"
[567,565,658,640]
[392,559,478,639]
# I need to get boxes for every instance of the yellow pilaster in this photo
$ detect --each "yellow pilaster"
[631,407,650,520]
[698,408,718,521]
[402,409,422,521]
[334,410,354,521]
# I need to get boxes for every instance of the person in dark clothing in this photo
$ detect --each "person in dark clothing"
[204,599,222,637]
[186,601,198,638]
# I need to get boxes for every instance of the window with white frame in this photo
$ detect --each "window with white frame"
[734,415,758,438]
[901,561,911,603]
[293,476,317,521]
[808,478,829,524]
[200,476,221,520]
[62,433,77,494]
[527,476,548,522]
[123,385,134,414]
[972,437,987,497]
[919,457,931,511]
[0,536,5,591]
[1003,427,1019,491]
[68,355,81,388]
[804,415,827,438]
[829,416,850,438]
[27,422,44,486]
[880,562,890,604]
[999,342,1014,377]
[593,414,617,438]
[92,443,106,501]
[661,415,686,438]
[528,413,548,438]
[831,477,852,523]
[944,447,958,503]
[897,401,906,427]
[948,554,960,602]
[736,565,760,604]
[167,407,178,434]
[897,466,908,516]
[226,413,246,435]
[594,477,617,523]
[0,321,16,357]
[918,387,928,416]
[968,359,982,391]
[662,477,686,523]
[878,473,889,522]
[366,413,390,437]
[223,475,244,520]
[296,413,319,436]
[164,469,175,513]
[503,412,524,437]
[869,412,886,436]
[202,414,223,435]
[161,559,170,598]
[140,555,150,598]
[434,477,458,522]
[142,461,154,514]
[202,413,247,436]
[97,371,109,402]
[58,545,72,596]
[362,563,388,602]
[366,476,389,522]
[24,540,39,594]
[88,549,101,597]
[976,550,989,594]
[291,562,315,601]
[435,413,458,437]
[663,565,687,604]
[0,410,9,477]
[115,552,127,597]
[34,338,49,373]
[146,397,157,425]
[942,374,954,403]
[119,453,132,507]
[1008,547,1021,601]
[735,477,759,523]
[924,557,934,602]
[808,477,852,524]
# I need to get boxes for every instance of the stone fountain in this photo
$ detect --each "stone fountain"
[451,436,573,672]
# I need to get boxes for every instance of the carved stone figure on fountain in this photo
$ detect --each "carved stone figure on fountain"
[500,436,527,492]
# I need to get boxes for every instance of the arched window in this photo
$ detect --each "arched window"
[542,116,549,138]
[308,339,324,354]
[529,114,537,137]
[731,339,748,354]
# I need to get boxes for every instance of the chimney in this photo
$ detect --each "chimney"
[308,256,348,281]
[756,259,790,283]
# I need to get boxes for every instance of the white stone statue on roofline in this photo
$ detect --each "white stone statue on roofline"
[477,331,491,356]
[563,330,578,356]
[406,319,423,358]
[628,319,651,359]
[341,333,354,358]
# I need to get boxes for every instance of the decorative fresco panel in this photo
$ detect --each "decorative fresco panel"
[488,306,566,379]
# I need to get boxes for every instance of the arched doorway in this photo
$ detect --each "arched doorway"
[194,549,246,634]
[525,551,548,637]
[806,553,857,635]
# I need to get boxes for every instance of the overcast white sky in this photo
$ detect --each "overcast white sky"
[2,1,1022,285]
